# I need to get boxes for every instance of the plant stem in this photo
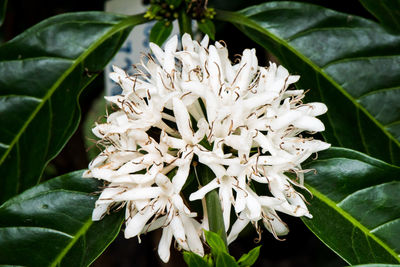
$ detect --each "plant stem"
[200,163,228,248]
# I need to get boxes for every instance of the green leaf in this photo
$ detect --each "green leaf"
[0,170,124,266]
[178,9,193,36]
[197,19,216,40]
[351,265,400,267]
[237,246,261,267]
[216,252,239,267]
[149,20,173,46]
[0,0,7,27]
[360,0,400,33]
[183,251,210,267]
[216,2,400,165]
[0,12,147,203]
[301,147,400,264]
[204,230,228,254]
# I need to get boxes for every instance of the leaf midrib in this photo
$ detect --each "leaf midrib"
[1,188,96,266]
[0,13,147,166]
[215,10,400,149]
[50,216,93,267]
[305,182,400,263]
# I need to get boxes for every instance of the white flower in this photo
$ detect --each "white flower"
[84,33,330,262]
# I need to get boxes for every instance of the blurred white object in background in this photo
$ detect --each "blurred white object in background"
[104,0,179,96]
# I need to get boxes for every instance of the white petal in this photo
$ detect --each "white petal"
[155,172,173,193]
[88,154,108,169]
[257,155,291,165]
[82,170,92,178]
[149,43,165,65]
[172,159,192,192]
[220,184,232,231]
[172,97,194,143]
[117,161,146,175]
[258,196,285,207]
[181,216,204,256]
[234,190,246,213]
[270,110,302,130]
[124,205,157,238]
[144,215,168,233]
[245,191,261,220]
[189,178,219,201]
[227,215,249,244]
[286,74,300,85]
[164,35,178,73]
[293,116,325,132]
[243,91,278,109]
[113,187,162,201]
[208,46,223,92]
[158,226,173,263]
[234,49,257,94]
[200,34,209,47]
[171,216,189,250]
[92,203,109,221]
[161,132,186,148]
[112,65,125,75]
[296,102,327,116]
[96,187,124,204]
[182,33,194,51]
[263,213,289,236]
[275,201,309,217]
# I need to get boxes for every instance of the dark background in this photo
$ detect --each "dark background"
[1,1,374,266]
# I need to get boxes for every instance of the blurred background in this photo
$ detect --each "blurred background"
[1,0,374,266]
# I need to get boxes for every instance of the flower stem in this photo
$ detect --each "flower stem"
[200,163,228,248]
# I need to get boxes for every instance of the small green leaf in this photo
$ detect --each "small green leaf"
[149,20,173,46]
[204,230,228,254]
[0,0,7,27]
[351,265,400,267]
[178,9,192,36]
[0,170,124,266]
[204,254,214,266]
[237,246,261,267]
[216,252,239,267]
[360,0,400,33]
[197,19,216,40]
[183,251,210,267]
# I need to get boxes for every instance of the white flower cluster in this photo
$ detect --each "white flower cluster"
[84,34,330,262]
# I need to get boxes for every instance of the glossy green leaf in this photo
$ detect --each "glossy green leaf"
[216,2,400,165]
[204,230,228,254]
[197,19,216,40]
[0,0,7,27]
[0,170,124,266]
[183,252,211,267]
[178,9,192,36]
[301,147,400,264]
[149,20,173,46]
[351,265,400,267]
[216,252,238,267]
[0,12,147,203]
[360,0,400,33]
[237,246,260,267]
